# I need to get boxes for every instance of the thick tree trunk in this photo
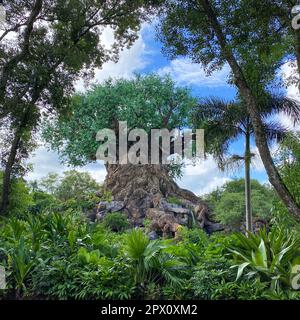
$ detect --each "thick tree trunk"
[93,163,223,236]
[245,131,252,232]
[0,127,22,215]
[201,0,300,220]
[0,109,29,215]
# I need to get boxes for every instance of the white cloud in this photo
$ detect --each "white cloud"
[176,156,231,196]
[158,58,231,87]
[75,27,149,92]
[281,61,300,100]
[26,147,107,184]
[251,145,279,174]
[279,61,300,131]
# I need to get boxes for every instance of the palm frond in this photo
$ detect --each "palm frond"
[193,97,247,125]
[264,121,289,143]
[125,229,149,260]
[220,154,245,172]
[192,97,250,169]
[262,95,300,125]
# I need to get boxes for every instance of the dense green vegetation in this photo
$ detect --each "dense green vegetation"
[1,0,300,302]
[1,133,300,300]
[204,179,276,230]
[1,204,300,300]
[0,172,33,216]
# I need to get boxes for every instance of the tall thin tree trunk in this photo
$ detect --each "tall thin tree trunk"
[0,109,29,215]
[294,30,300,93]
[201,0,300,220]
[245,130,252,232]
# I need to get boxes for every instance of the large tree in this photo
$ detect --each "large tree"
[158,0,300,220]
[39,170,101,201]
[43,75,219,232]
[0,0,162,214]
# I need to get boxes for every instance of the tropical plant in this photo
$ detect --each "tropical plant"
[7,237,35,299]
[103,212,129,232]
[29,191,59,214]
[192,257,268,300]
[31,255,135,300]
[167,227,208,265]
[192,96,300,231]
[229,227,300,292]
[124,229,186,298]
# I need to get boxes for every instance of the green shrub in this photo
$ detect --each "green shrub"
[103,212,129,232]
[202,232,236,260]
[229,227,300,293]
[162,280,194,300]
[165,227,208,265]
[124,229,187,298]
[0,172,33,215]
[204,179,276,230]
[31,257,135,300]
[29,191,59,214]
[1,201,300,300]
[192,258,268,300]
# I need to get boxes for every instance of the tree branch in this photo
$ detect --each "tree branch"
[0,0,43,101]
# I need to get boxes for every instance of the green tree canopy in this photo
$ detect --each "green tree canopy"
[39,170,101,201]
[0,0,162,214]
[42,74,197,166]
[0,171,33,215]
[274,134,300,228]
[158,0,294,92]
[204,179,276,230]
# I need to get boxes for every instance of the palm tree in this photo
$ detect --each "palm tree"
[192,95,300,232]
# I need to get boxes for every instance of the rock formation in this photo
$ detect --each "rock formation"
[88,163,223,237]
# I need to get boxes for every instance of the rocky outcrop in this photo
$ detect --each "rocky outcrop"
[87,163,223,237]
[87,165,223,237]
[146,208,182,238]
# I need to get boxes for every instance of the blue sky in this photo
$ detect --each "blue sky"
[139,24,268,184]
[27,23,289,195]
